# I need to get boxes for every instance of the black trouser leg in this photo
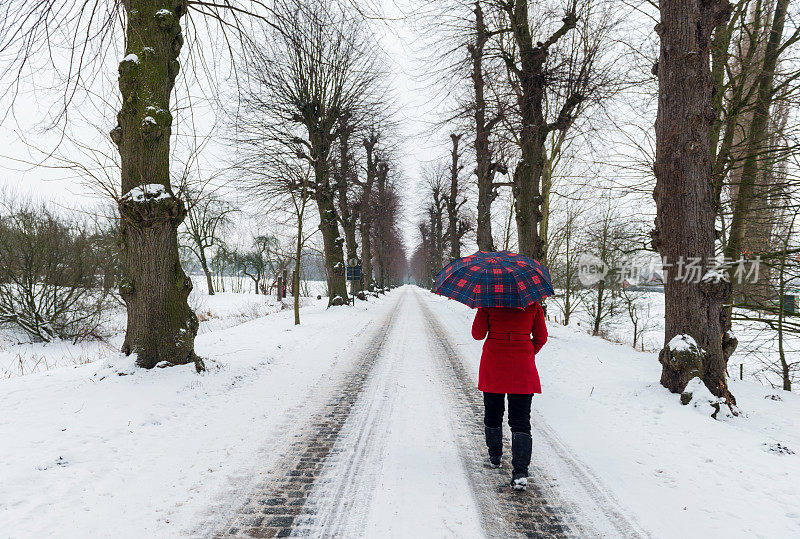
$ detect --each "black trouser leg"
[506,393,533,434]
[508,394,533,477]
[483,392,504,461]
[483,392,505,428]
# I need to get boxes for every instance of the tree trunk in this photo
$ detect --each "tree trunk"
[653,0,734,401]
[248,274,261,294]
[710,1,764,209]
[375,161,389,289]
[447,133,463,260]
[777,227,789,390]
[447,133,461,261]
[541,130,568,264]
[315,174,347,306]
[507,1,576,262]
[593,279,604,336]
[724,0,788,263]
[359,217,373,292]
[540,146,552,264]
[113,1,200,370]
[471,1,497,252]
[513,145,546,261]
[360,135,377,291]
[335,116,359,300]
[563,228,572,326]
[709,6,737,196]
[199,249,215,295]
[432,190,445,270]
[294,203,304,325]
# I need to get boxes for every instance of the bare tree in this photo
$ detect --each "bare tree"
[374,159,394,290]
[445,133,472,260]
[0,194,115,342]
[234,0,384,306]
[422,163,448,271]
[111,1,198,369]
[547,201,585,326]
[581,205,631,336]
[416,0,508,253]
[181,187,235,295]
[471,0,507,251]
[359,130,379,291]
[333,113,360,299]
[369,155,406,290]
[620,286,658,351]
[491,0,581,261]
[474,0,621,264]
[284,163,317,323]
[722,0,792,264]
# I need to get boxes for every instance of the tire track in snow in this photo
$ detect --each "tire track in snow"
[292,287,483,537]
[416,289,647,538]
[214,292,406,538]
[289,302,407,536]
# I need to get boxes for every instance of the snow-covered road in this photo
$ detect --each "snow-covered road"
[220,287,643,537]
[296,288,483,537]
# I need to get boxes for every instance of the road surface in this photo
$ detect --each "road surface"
[212,287,644,538]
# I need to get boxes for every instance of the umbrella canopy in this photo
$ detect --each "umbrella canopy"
[433,250,554,309]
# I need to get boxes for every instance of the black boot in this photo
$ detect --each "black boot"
[511,432,532,490]
[484,426,502,467]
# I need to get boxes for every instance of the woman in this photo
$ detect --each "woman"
[471,301,547,491]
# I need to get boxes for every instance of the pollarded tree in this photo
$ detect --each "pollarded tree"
[419,0,508,252]
[236,0,384,306]
[470,0,507,252]
[356,122,396,292]
[111,2,201,367]
[334,113,359,276]
[359,129,380,292]
[445,133,471,261]
[652,0,736,403]
[421,163,448,272]
[492,0,581,261]
[488,0,619,263]
[372,157,405,290]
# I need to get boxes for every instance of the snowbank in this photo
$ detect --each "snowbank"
[1,282,327,378]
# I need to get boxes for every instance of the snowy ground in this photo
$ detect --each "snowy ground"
[1,286,798,537]
[0,290,392,537]
[548,290,800,391]
[0,278,326,378]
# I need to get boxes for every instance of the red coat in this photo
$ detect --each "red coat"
[471,303,547,394]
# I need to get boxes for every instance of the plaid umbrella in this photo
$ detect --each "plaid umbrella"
[433,250,554,309]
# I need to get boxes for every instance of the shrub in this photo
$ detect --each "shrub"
[0,198,116,342]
